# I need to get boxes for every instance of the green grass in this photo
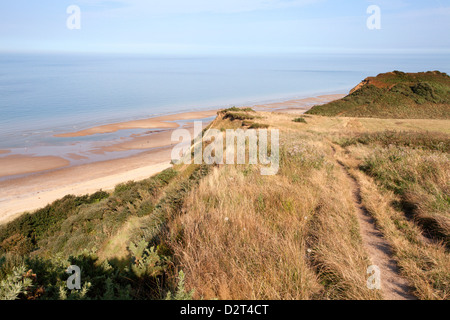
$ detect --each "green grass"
[307,71,450,119]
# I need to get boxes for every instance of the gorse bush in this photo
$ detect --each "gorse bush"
[166,271,194,300]
[129,239,165,278]
[0,238,176,300]
[0,264,34,300]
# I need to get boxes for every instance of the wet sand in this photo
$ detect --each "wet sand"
[0,155,70,177]
[55,110,218,138]
[90,129,180,154]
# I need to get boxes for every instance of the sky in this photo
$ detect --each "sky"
[0,0,449,54]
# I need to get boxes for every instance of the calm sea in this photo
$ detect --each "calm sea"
[0,53,449,149]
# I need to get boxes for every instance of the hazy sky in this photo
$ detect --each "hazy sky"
[1,0,449,54]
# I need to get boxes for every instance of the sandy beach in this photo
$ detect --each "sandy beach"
[0,94,343,224]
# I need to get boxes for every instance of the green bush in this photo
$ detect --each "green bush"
[293,117,307,123]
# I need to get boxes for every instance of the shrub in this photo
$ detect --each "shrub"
[220,107,255,113]
[224,112,256,121]
[165,271,194,300]
[293,117,307,123]
[0,265,34,300]
[249,123,269,129]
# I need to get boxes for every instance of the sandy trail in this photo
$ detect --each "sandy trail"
[334,155,415,300]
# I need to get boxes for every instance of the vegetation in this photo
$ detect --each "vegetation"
[223,112,257,121]
[293,117,307,123]
[1,84,449,300]
[307,71,450,119]
[337,131,450,153]
[249,123,269,129]
[333,129,449,299]
[335,131,450,248]
[171,132,381,299]
[219,107,255,114]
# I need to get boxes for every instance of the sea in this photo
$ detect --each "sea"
[0,52,449,150]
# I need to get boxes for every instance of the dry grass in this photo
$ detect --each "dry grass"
[166,112,449,300]
[351,169,449,300]
[168,122,381,300]
[5,108,447,300]
[334,132,450,300]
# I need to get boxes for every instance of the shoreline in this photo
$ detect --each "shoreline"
[0,148,174,225]
[54,110,218,138]
[0,93,344,224]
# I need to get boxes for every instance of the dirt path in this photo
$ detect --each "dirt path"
[334,156,415,300]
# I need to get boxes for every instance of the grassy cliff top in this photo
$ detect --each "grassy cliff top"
[306,71,450,119]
